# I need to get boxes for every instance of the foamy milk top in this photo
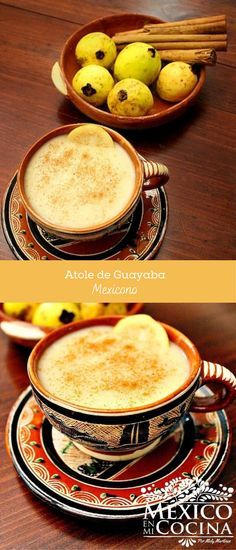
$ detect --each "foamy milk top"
[24,135,136,229]
[37,326,190,409]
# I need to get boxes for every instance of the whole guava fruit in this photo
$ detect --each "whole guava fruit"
[114,42,161,85]
[104,303,128,315]
[75,32,117,69]
[32,303,81,328]
[80,303,105,319]
[156,62,198,102]
[72,65,114,106]
[3,302,34,320]
[107,78,154,117]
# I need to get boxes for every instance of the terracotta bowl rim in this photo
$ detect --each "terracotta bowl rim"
[60,12,206,125]
[28,315,201,415]
[17,123,143,235]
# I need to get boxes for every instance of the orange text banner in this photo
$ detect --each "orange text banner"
[0,261,235,303]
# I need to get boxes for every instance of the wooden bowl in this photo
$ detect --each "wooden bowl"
[0,303,143,348]
[51,12,206,130]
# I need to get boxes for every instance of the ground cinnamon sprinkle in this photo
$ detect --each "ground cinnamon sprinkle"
[37,326,190,409]
[24,134,136,230]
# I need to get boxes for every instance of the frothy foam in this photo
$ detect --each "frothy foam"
[24,135,136,230]
[37,326,190,409]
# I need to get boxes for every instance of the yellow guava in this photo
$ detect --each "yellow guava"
[107,78,153,117]
[156,62,198,102]
[3,303,33,319]
[75,32,117,69]
[32,303,81,327]
[114,42,161,85]
[80,303,105,319]
[72,65,114,106]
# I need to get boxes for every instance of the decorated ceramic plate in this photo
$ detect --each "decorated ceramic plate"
[6,387,231,520]
[1,172,168,261]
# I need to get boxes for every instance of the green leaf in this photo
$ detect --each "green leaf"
[28,424,38,430]
[51,473,60,479]
[35,457,45,463]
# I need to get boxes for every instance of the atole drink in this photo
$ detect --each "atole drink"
[37,324,190,410]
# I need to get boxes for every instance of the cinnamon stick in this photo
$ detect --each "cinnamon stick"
[114,14,227,57]
[114,21,226,36]
[158,48,217,65]
[115,27,146,35]
[148,41,226,50]
[144,14,226,29]
[113,33,227,44]
[117,41,226,51]
[115,44,217,64]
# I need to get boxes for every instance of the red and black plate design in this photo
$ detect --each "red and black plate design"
[6,387,231,520]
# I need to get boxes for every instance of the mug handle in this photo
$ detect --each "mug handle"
[190,360,236,412]
[141,159,169,191]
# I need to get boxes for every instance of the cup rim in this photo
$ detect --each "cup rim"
[28,315,201,414]
[17,123,143,235]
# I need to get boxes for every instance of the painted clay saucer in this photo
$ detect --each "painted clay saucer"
[6,387,231,520]
[2,172,168,260]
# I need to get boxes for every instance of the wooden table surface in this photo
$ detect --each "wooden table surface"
[1,303,236,549]
[0,0,236,259]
